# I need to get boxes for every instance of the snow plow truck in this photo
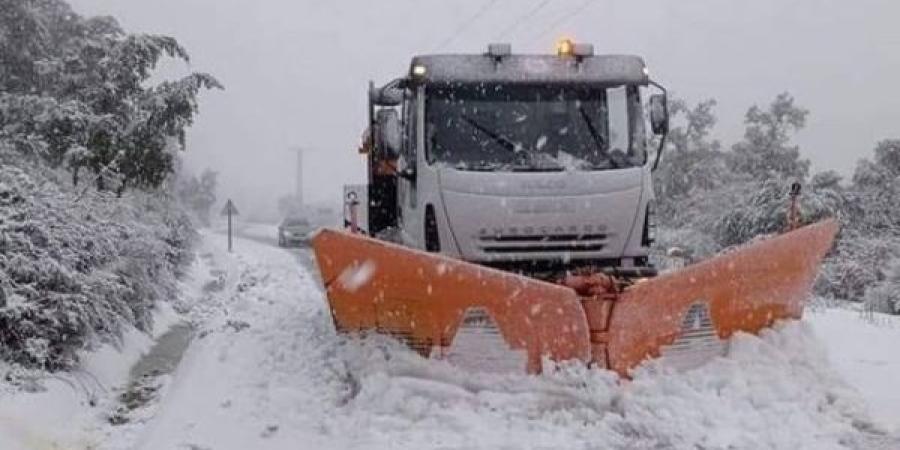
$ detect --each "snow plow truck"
[312,41,839,377]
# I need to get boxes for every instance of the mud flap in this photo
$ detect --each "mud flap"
[311,230,593,374]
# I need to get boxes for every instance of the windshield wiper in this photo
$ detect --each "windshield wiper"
[459,162,501,172]
[460,116,519,154]
[510,166,565,172]
[578,106,619,169]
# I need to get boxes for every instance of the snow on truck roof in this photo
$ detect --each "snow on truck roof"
[408,54,649,86]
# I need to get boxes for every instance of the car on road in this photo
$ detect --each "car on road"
[278,217,313,247]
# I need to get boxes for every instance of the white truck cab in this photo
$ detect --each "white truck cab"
[362,42,669,278]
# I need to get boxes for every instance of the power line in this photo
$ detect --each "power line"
[495,0,553,41]
[433,0,501,51]
[528,0,596,45]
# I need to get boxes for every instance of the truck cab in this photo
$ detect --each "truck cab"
[364,42,669,279]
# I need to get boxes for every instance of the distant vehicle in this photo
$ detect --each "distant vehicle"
[277,217,312,247]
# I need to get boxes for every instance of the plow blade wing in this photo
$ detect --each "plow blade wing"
[605,219,840,375]
[311,230,592,373]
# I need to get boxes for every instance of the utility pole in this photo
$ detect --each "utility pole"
[221,199,240,252]
[289,147,304,210]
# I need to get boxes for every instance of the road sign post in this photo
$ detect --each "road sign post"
[221,199,240,252]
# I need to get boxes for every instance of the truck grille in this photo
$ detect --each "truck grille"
[478,233,607,254]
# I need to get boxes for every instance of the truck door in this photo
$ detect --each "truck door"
[397,88,423,248]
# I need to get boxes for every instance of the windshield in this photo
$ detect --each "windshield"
[283,218,309,227]
[425,83,646,172]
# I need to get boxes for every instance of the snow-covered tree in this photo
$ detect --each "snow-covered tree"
[846,139,900,233]
[651,92,897,312]
[654,98,733,202]
[810,170,843,191]
[0,0,222,193]
[175,168,218,226]
[872,139,900,176]
[729,93,811,182]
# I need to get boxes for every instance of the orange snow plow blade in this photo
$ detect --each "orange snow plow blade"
[605,219,839,375]
[311,230,592,373]
[311,219,838,377]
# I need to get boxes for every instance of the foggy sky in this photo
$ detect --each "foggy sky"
[68,0,900,218]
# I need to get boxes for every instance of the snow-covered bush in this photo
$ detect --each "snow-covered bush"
[863,285,900,316]
[860,257,900,314]
[0,155,196,370]
[713,179,844,248]
[814,140,900,308]
[815,232,900,302]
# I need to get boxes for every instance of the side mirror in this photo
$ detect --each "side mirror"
[649,94,669,135]
[369,79,404,107]
[398,166,416,182]
[375,108,402,158]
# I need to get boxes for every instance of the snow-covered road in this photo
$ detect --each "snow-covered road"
[113,229,900,450]
[3,228,900,449]
[108,230,348,449]
[808,307,900,434]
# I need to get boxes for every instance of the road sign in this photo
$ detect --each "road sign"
[222,199,239,252]
[221,199,240,217]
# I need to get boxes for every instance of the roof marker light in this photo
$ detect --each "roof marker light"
[412,65,427,77]
[486,43,512,59]
[557,38,574,56]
